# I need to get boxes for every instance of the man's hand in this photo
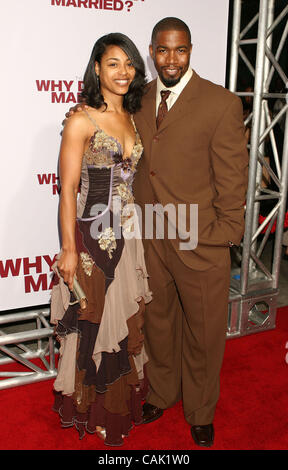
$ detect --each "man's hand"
[62,103,88,125]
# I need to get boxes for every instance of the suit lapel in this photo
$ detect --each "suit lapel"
[139,71,201,134]
[158,70,201,133]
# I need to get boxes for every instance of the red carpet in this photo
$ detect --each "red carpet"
[1,306,288,451]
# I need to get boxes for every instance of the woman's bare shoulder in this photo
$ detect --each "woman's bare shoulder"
[64,109,89,127]
[62,110,93,140]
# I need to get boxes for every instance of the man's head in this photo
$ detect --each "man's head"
[150,17,192,87]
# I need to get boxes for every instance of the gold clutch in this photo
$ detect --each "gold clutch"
[71,277,87,310]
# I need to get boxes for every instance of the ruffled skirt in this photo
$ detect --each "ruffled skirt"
[50,222,152,446]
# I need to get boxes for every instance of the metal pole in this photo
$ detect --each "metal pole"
[229,0,242,92]
[272,108,288,288]
[251,1,274,252]
[240,0,269,295]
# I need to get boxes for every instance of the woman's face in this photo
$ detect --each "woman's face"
[95,45,136,98]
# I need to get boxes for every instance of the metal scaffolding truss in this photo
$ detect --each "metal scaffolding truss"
[227,0,288,337]
[0,308,57,390]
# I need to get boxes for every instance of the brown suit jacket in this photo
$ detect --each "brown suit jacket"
[133,70,249,270]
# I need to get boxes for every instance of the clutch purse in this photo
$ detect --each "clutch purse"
[52,258,88,310]
[71,277,88,310]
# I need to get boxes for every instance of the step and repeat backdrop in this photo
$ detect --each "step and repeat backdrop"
[0,0,229,311]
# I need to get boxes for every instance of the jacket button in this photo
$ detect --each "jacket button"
[153,136,159,142]
[150,171,156,176]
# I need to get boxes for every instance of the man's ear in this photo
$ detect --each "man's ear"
[149,44,154,60]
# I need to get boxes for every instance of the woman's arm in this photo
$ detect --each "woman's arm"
[57,113,88,290]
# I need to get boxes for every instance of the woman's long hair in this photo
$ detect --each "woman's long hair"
[81,33,146,114]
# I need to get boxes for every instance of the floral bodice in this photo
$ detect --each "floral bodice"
[76,111,143,261]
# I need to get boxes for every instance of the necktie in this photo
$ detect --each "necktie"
[156,90,171,128]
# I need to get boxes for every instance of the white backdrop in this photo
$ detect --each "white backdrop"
[0,0,229,311]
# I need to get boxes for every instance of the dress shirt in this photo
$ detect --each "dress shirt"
[155,67,193,114]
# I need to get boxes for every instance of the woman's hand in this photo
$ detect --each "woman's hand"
[57,249,78,291]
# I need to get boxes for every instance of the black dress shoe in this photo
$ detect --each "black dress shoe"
[191,424,214,447]
[142,402,163,424]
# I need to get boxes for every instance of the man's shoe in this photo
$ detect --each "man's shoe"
[142,402,163,424]
[191,424,214,447]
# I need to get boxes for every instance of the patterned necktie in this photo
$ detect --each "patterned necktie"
[156,90,171,128]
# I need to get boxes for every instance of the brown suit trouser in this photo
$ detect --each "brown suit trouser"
[143,237,231,425]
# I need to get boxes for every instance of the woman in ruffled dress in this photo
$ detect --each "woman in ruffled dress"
[50,33,152,446]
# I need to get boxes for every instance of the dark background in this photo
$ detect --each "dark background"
[225,0,288,92]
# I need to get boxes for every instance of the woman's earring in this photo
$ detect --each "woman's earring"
[96,75,100,89]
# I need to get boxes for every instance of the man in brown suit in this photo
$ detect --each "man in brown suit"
[133,17,249,447]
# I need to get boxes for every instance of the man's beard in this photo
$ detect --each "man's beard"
[160,75,182,88]
[159,67,185,88]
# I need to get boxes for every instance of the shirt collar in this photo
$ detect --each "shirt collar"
[156,67,193,96]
